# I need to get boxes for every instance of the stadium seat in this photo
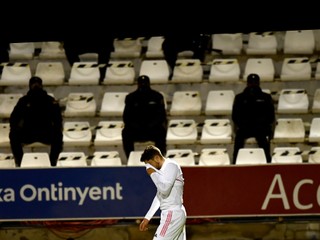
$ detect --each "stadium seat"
[308,146,320,163]
[0,153,15,168]
[145,36,165,58]
[170,91,202,116]
[205,90,235,115]
[245,32,278,55]
[198,148,230,166]
[139,60,170,84]
[35,62,65,85]
[211,33,243,55]
[0,93,22,118]
[68,62,100,85]
[90,151,122,166]
[243,58,275,82]
[280,57,312,81]
[94,121,123,146]
[9,42,35,60]
[57,152,88,167]
[39,41,66,59]
[0,62,32,86]
[0,123,10,147]
[308,118,320,143]
[312,88,320,113]
[111,37,142,58]
[208,58,240,82]
[166,119,198,145]
[277,89,309,114]
[103,60,135,85]
[283,30,315,54]
[21,152,51,168]
[200,119,232,144]
[64,92,97,117]
[272,147,303,164]
[99,92,128,117]
[273,118,305,143]
[171,59,203,83]
[63,121,92,147]
[236,148,267,165]
[127,151,144,166]
[166,149,196,166]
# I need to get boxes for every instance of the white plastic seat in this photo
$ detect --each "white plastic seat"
[272,147,303,164]
[99,92,128,117]
[171,59,203,83]
[90,151,122,166]
[312,88,320,113]
[166,149,195,166]
[170,91,201,116]
[103,60,135,85]
[243,58,275,82]
[0,123,10,147]
[211,33,243,55]
[64,92,97,117]
[0,153,15,168]
[200,119,232,144]
[111,37,142,58]
[57,152,88,167]
[145,36,165,58]
[283,30,315,54]
[63,121,92,147]
[198,148,230,166]
[314,62,320,80]
[0,93,22,118]
[236,148,267,165]
[205,90,235,115]
[277,89,309,114]
[280,57,312,81]
[139,60,170,84]
[35,62,65,85]
[9,42,35,60]
[0,62,32,86]
[208,58,240,82]
[308,147,320,163]
[127,151,144,166]
[273,118,305,143]
[39,41,66,59]
[308,118,320,143]
[21,152,51,168]
[94,121,123,146]
[68,62,100,85]
[166,119,198,145]
[246,32,278,55]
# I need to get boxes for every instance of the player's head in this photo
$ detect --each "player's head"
[140,145,163,162]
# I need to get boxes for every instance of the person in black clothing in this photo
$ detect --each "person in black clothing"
[232,73,275,164]
[9,76,63,167]
[122,75,167,159]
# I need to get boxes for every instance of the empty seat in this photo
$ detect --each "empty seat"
[103,60,135,85]
[0,153,15,168]
[145,36,165,58]
[64,92,97,117]
[200,119,232,144]
[243,58,275,82]
[170,91,201,116]
[314,62,320,80]
[35,62,65,85]
[272,147,303,164]
[99,92,128,117]
[127,151,144,166]
[277,89,309,114]
[21,152,51,168]
[205,90,235,115]
[283,30,315,54]
[0,93,22,118]
[63,121,92,147]
[90,151,122,166]
[211,33,243,55]
[198,148,230,166]
[57,152,88,167]
[308,118,320,143]
[0,123,10,147]
[39,41,66,59]
[9,42,35,60]
[312,88,320,113]
[273,118,305,143]
[0,62,32,86]
[68,62,100,85]
[166,119,198,145]
[171,59,203,83]
[111,37,142,58]
[245,32,278,55]
[280,57,312,81]
[208,58,240,82]
[94,121,123,146]
[236,148,267,165]
[139,60,170,84]
[166,149,196,166]
[308,146,320,163]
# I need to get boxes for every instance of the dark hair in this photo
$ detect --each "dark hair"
[247,73,260,85]
[29,76,43,89]
[140,145,162,162]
